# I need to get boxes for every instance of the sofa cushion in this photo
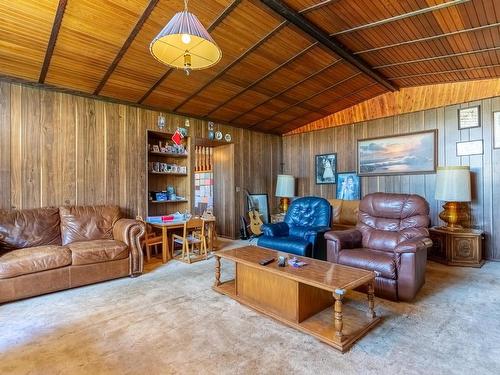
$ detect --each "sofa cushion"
[0,246,71,279]
[59,206,122,245]
[68,240,128,266]
[338,248,397,279]
[328,199,359,227]
[257,236,312,257]
[0,207,61,251]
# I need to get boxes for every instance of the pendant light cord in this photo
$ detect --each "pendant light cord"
[184,0,189,11]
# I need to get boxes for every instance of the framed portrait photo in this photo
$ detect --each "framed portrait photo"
[336,172,361,201]
[315,153,337,184]
[357,130,437,176]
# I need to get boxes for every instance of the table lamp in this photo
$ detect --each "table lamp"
[276,174,295,213]
[435,166,471,230]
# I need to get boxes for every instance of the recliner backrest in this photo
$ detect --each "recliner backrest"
[285,197,331,228]
[357,193,430,252]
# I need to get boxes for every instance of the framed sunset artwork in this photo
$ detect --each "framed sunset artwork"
[357,130,437,176]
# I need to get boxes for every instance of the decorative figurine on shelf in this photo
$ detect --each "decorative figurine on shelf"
[208,121,215,140]
[166,185,176,201]
[157,114,166,130]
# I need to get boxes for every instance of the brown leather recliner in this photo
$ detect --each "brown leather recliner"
[0,206,145,304]
[325,193,432,301]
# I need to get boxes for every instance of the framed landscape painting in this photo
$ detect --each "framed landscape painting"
[357,130,437,176]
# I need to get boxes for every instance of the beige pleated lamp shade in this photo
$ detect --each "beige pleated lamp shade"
[435,166,471,202]
[276,175,295,198]
[150,10,222,70]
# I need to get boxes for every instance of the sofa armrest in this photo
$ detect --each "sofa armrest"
[324,229,362,263]
[395,237,433,254]
[261,222,289,237]
[113,218,146,276]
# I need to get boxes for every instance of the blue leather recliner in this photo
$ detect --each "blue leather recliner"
[257,197,331,259]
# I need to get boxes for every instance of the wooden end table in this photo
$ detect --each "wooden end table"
[428,227,485,267]
[213,246,381,353]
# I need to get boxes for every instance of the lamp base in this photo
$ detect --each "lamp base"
[438,202,469,231]
[279,197,290,213]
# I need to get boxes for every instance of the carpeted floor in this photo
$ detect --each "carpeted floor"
[1,239,499,375]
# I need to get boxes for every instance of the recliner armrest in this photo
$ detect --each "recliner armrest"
[325,229,362,249]
[325,229,362,263]
[113,218,146,276]
[261,222,289,237]
[395,236,432,254]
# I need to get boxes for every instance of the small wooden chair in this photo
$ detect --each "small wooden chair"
[172,217,208,264]
[136,216,162,262]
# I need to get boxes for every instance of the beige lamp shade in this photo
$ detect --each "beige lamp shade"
[150,10,222,70]
[276,175,295,198]
[435,166,471,202]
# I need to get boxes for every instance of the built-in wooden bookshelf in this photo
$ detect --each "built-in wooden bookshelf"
[147,130,191,217]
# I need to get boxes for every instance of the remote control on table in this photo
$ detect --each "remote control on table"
[259,257,275,266]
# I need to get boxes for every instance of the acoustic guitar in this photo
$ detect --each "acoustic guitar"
[245,190,264,236]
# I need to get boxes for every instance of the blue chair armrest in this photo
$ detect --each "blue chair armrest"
[289,225,330,239]
[261,222,289,237]
[289,225,331,260]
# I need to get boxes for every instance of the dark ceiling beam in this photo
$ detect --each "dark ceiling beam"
[271,83,378,134]
[230,58,342,123]
[332,0,470,36]
[39,0,68,83]
[204,42,318,117]
[173,21,288,112]
[138,0,242,105]
[94,0,160,95]
[259,0,397,92]
[247,72,362,129]
[374,46,500,69]
[388,64,500,80]
[355,22,500,55]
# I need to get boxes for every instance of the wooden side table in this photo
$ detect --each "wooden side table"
[428,227,485,268]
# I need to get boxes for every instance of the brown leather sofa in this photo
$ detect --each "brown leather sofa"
[0,206,145,304]
[325,193,432,301]
[328,199,360,230]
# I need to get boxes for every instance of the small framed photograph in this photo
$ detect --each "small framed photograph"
[315,153,337,184]
[494,111,500,149]
[336,172,361,200]
[458,106,480,130]
[456,140,483,156]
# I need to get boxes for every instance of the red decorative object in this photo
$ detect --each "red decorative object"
[171,129,183,145]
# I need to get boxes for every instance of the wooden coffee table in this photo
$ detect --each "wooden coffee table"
[213,246,381,352]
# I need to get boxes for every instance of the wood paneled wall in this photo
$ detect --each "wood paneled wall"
[286,79,500,135]
[0,81,282,238]
[283,96,500,260]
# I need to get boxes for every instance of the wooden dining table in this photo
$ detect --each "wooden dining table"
[146,216,216,263]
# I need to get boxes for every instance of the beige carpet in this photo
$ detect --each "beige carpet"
[1,239,499,375]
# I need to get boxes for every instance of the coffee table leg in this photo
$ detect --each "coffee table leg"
[333,289,345,338]
[367,279,376,319]
[214,255,221,287]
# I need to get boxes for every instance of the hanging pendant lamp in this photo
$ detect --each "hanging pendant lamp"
[150,0,222,75]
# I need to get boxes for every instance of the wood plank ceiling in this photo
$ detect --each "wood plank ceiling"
[0,0,498,134]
